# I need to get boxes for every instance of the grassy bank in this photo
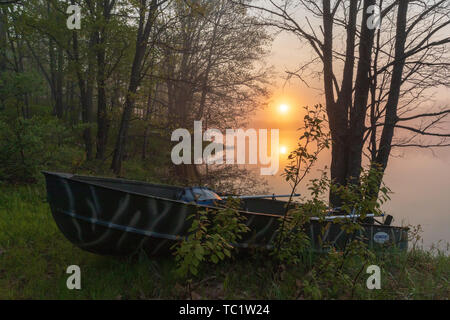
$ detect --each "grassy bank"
[0,185,448,300]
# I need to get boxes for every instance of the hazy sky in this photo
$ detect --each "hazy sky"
[246,29,450,250]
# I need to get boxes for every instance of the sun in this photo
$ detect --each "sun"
[280,146,288,155]
[279,104,289,114]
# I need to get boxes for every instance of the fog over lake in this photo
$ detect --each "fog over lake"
[256,146,450,251]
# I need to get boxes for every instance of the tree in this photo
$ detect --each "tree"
[0,0,270,193]
[237,0,450,205]
[0,7,9,110]
[85,0,118,160]
[111,0,166,174]
[158,0,270,182]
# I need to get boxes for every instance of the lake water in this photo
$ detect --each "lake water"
[255,143,450,252]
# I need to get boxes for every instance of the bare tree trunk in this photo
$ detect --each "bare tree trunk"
[95,0,117,160]
[18,43,30,118]
[111,0,158,175]
[46,1,64,119]
[0,8,5,111]
[196,8,221,120]
[72,32,94,160]
[95,9,109,160]
[55,46,64,119]
[373,0,409,186]
[0,8,6,73]
[326,0,376,206]
[322,0,341,205]
[346,0,376,185]
[142,82,158,160]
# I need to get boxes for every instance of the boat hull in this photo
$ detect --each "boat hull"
[43,172,408,256]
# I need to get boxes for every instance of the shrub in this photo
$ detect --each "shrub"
[171,198,249,278]
[0,115,85,183]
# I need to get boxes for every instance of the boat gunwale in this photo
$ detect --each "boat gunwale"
[42,171,285,219]
[42,171,409,231]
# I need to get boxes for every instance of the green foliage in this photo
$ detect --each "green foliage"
[275,167,390,254]
[275,140,393,298]
[274,104,392,266]
[330,166,391,217]
[283,104,330,186]
[171,198,249,279]
[0,71,44,109]
[0,115,85,183]
[274,104,331,264]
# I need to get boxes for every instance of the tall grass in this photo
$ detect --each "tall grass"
[0,185,448,299]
